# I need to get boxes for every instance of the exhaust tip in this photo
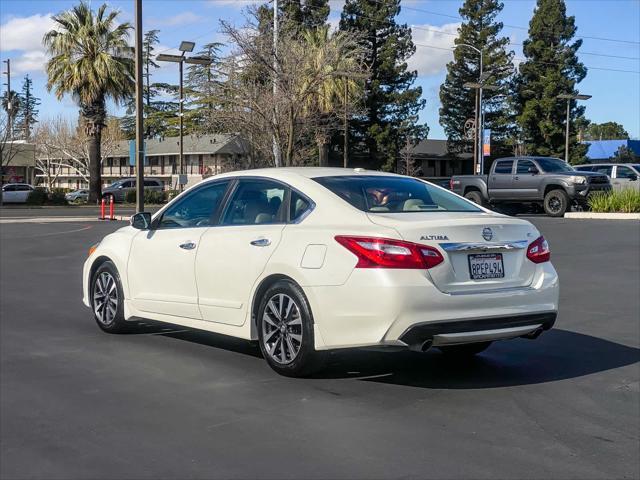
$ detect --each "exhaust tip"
[523,327,544,340]
[420,340,433,352]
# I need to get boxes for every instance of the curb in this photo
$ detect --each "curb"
[564,212,640,220]
[0,216,128,224]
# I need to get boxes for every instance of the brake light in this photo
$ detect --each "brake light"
[335,236,444,269]
[527,236,550,263]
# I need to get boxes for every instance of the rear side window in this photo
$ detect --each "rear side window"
[494,160,514,174]
[516,160,537,174]
[290,190,312,222]
[593,165,613,176]
[222,179,286,225]
[314,176,481,213]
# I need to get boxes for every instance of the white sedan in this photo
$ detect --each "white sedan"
[83,168,559,376]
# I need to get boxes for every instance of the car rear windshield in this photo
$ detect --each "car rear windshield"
[313,176,481,213]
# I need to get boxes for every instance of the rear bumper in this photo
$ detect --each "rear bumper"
[305,262,559,350]
[399,312,556,350]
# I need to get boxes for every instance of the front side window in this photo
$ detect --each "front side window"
[516,160,537,174]
[616,166,636,179]
[314,176,481,213]
[158,181,230,228]
[536,157,574,173]
[494,160,514,174]
[222,180,286,225]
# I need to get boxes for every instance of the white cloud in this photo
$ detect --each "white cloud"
[148,11,204,28]
[407,22,460,77]
[0,13,55,52]
[205,0,259,8]
[11,50,49,75]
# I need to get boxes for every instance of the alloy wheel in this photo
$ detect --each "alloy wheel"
[261,293,303,364]
[548,196,562,213]
[93,271,118,326]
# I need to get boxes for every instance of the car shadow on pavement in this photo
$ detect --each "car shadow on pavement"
[129,320,263,358]
[314,329,640,389]
[128,323,638,388]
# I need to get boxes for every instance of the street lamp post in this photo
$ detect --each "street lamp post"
[456,43,488,174]
[157,43,211,187]
[463,80,498,175]
[134,0,144,212]
[557,93,591,163]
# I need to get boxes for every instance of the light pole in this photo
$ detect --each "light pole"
[157,43,211,185]
[557,93,591,163]
[463,80,498,175]
[134,0,144,212]
[272,0,281,167]
[456,43,489,174]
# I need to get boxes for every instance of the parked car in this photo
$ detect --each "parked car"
[450,156,611,217]
[1,183,34,203]
[65,189,89,203]
[102,178,164,203]
[574,163,640,191]
[83,168,559,377]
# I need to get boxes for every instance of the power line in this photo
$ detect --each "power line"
[408,24,640,60]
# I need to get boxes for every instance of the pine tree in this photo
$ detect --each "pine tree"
[15,75,41,140]
[515,0,587,162]
[340,0,427,170]
[142,29,160,109]
[185,42,223,134]
[439,0,514,153]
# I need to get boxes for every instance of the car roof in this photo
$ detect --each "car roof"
[577,163,637,166]
[212,167,400,182]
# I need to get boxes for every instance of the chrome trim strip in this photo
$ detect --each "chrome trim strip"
[439,240,528,251]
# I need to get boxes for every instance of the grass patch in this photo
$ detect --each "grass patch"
[588,189,640,213]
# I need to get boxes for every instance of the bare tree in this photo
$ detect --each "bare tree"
[1,111,22,206]
[34,116,125,191]
[215,17,367,167]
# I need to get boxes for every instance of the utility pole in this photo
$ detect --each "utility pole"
[179,58,184,176]
[134,0,145,213]
[272,0,281,167]
[3,59,13,139]
[343,80,348,168]
[557,93,591,163]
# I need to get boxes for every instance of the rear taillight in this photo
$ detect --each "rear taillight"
[335,236,444,269]
[527,236,550,263]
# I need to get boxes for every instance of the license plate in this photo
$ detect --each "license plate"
[468,253,504,280]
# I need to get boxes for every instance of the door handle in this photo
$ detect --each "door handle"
[250,238,271,247]
[179,241,197,250]
[514,176,520,180]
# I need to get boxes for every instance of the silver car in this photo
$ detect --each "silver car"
[1,183,34,203]
[65,189,89,203]
[102,178,164,203]
[574,163,640,191]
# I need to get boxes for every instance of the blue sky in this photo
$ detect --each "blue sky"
[1,0,639,139]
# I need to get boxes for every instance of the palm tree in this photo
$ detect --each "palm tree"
[300,27,364,167]
[44,2,134,202]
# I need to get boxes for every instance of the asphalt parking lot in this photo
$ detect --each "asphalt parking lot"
[1,214,638,479]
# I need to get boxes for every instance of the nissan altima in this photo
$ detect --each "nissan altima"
[83,168,559,376]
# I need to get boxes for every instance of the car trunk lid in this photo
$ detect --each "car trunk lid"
[367,212,538,293]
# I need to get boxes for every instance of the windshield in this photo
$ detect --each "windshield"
[314,176,481,213]
[536,157,575,173]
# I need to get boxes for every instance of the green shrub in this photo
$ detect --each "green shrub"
[48,189,68,205]
[588,189,640,213]
[26,188,47,205]
[125,189,136,204]
[124,189,166,204]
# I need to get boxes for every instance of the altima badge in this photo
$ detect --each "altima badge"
[482,227,493,241]
[420,234,449,240]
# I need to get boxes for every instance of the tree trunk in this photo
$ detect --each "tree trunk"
[317,133,329,167]
[286,106,295,167]
[87,127,102,203]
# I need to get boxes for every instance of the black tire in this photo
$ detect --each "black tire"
[464,190,485,207]
[256,280,326,377]
[438,341,492,357]
[90,261,129,333]
[543,189,570,217]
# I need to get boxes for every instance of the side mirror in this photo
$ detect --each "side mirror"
[117,185,123,189]
[130,212,152,230]
[629,174,638,181]
[527,167,539,174]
